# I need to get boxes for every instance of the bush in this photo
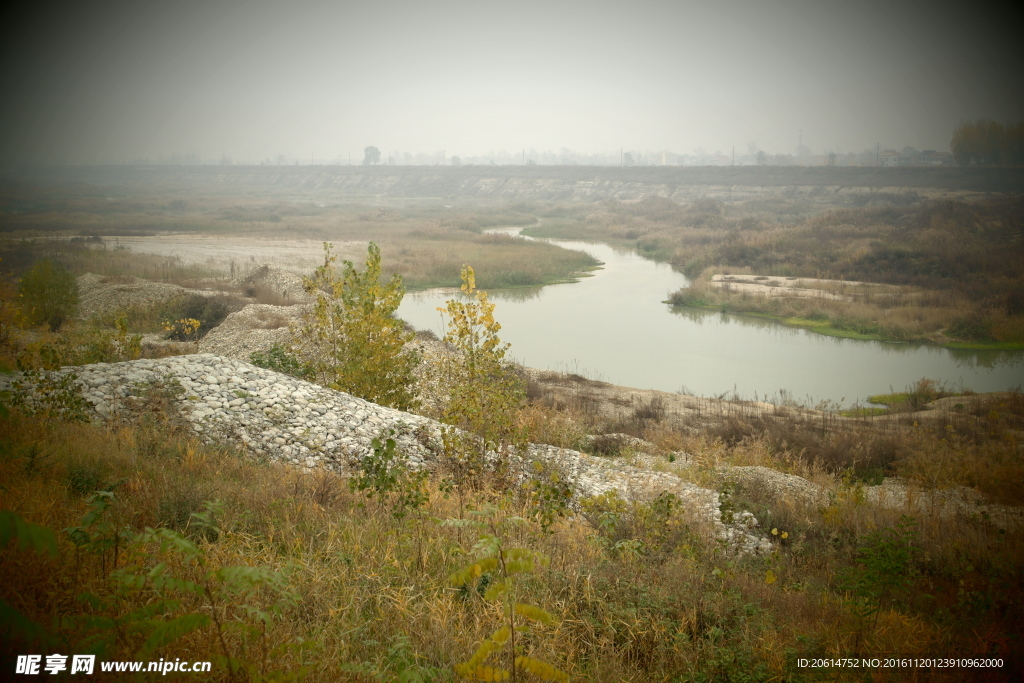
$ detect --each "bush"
[947,314,994,342]
[249,344,311,379]
[18,259,78,331]
[292,242,419,410]
[437,265,525,451]
[165,294,240,340]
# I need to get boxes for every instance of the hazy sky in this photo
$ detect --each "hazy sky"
[2,0,1021,165]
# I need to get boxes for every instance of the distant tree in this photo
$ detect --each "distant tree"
[755,150,767,166]
[18,259,78,331]
[363,146,381,166]
[951,119,1024,166]
[827,151,837,167]
[623,152,634,166]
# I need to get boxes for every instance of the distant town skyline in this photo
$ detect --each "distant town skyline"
[2,0,1021,167]
[145,144,952,168]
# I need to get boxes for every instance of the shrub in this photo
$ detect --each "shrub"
[18,259,78,331]
[947,314,995,342]
[163,294,240,340]
[249,344,310,379]
[445,504,568,682]
[292,242,420,410]
[436,265,525,458]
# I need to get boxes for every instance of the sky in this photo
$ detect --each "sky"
[1,0,1021,165]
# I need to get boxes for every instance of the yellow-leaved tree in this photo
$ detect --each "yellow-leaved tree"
[292,242,419,410]
[436,266,525,478]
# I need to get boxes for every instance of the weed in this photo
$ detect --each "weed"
[839,516,919,645]
[249,344,311,380]
[445,504,568,682]
[518,460,573,534]
[66,461,107,496]
[349,429,429,520]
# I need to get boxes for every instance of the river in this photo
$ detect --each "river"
[397,229,1024,406]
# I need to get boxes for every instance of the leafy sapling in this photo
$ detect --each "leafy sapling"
[349,429,429,519]
[444,504,568,682]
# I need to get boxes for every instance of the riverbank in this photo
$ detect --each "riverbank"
[669,299,1024,351]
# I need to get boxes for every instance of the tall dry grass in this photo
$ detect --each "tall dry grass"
[0,195,599,294]
[2,379,1023,680]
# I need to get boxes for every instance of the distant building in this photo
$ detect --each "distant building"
[916,150,955,166]
[880,149,900,167]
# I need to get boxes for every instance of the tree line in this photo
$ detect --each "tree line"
[950,119,1024,166]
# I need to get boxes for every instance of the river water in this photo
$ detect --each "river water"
[398,230,1024,406]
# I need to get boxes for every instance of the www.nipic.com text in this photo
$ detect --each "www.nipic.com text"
[15,655,212,675]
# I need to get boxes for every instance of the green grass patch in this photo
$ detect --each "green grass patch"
[838,406,889,417]
[866,393,912,407]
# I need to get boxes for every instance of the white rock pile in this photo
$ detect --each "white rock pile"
[2,354,772,554]
[197,304,304,361]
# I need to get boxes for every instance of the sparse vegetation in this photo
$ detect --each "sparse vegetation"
[661,198,1024,346]
[1,167,1023,680]
[17,258,79,331]
[3,393,1022,681]
[0,182,600,293]
[291,242,420,411]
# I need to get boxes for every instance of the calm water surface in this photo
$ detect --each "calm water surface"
[398,230,1024,406]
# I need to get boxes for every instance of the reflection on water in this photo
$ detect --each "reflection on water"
[488,286,546,303]
[672,306,1024,373]
[407,285,547,305]
[947,347,1024,372]
[398,230,1024,405]
[668,306,779,330]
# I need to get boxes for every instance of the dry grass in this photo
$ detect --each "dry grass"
[2,381,1023,681]
[674,267,1024,344]
[0,183,600,295]
[528,195,1024,345]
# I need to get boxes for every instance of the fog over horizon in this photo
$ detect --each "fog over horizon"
[2,0,1021,166]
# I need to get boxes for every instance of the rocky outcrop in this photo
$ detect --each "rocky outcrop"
[197,304,304,360]
[232,265,315,303]
[1,354,773,554]
[76,273,192,320]
[10,354,1018,552]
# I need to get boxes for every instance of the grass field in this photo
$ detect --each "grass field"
[2,380,1023,681]
[0,182,600,292]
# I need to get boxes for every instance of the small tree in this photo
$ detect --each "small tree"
[18,259,79,331]
[363,146,381,166]
[292,242,419,411]
[437,266,525,463]
[445,505,568,682]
